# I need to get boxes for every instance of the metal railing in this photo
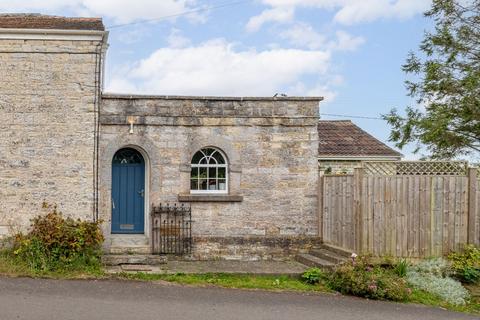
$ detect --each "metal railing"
[151,203,192,255]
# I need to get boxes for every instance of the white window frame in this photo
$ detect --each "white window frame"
[190,148,228,194]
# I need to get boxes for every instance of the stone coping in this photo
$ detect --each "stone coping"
[178,194,244,202]
[102,93,324,102]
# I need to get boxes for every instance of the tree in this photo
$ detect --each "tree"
[384,0,480,159]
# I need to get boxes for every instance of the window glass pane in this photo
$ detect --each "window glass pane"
[199,167,207,179]
[208,179,217,190]
[200,157,208,164]
[212,151,225,164]
[218,167,226,179]
[112,148,143,164]
[190,179,198,190]
[208,167,217,179]
[192,151,203,163]
[204,148,215,156]
[199,179,207,190]
[207,156,217,165]
[218,179,226,190]
[191,167,199,179]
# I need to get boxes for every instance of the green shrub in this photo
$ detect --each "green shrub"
[12,203,104,272]
[302,267,325,284]
[406,258,470,305]
[326,256,412,301]
[448,245,480,284]
[394,259,409,277]
[411,257,450,276]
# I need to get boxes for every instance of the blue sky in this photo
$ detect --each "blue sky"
[3,0,433,159]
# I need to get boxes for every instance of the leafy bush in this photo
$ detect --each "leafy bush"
[406,258,470,305]
[327,256,412,301]
[302,267,325,284]
[411,258,450,276]
[448,245,480,284]
[12,204,104,272]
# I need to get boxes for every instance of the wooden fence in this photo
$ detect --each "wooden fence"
[320,163,480,258]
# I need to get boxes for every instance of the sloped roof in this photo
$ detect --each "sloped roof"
[0,14,104,31]
[318,120,402,158]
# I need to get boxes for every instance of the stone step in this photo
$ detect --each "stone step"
[109,246,151,255]
[309,248,347,264]
[102,254,167,266]
[110,235,149,247]
[319,243,353,258]
[295,253,335,269]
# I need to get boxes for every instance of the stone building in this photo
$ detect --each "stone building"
[0,15,321,259]
[318,120,402,174]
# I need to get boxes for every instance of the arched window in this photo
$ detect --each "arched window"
[190,147,228,193]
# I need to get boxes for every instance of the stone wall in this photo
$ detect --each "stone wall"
[0,34,106,235]
[99,95,321,259]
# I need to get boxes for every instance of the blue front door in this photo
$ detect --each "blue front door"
[111,148,145,234]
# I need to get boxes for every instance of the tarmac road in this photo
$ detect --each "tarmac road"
[0,277,475,320]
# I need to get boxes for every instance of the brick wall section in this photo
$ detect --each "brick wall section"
[0,38,103,234]
[99,95,320,259]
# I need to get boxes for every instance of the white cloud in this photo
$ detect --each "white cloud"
[330,30,365,51]
[249,0,431,29]
[333,0,430,25]
[1,0,198,24]
[246,6,295,32]
[280,23,364,51]
[279,23,327,49]
[167,28,191,48]
[106,38,333,97]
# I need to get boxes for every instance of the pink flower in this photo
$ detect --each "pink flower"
[368,284,377,292]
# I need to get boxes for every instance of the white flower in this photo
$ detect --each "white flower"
[351,253,358,258]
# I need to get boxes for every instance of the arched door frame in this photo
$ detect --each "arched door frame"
[111,145,150,236]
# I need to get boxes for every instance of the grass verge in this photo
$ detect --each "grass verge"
[115,272,330,292]
[0,250,104,279]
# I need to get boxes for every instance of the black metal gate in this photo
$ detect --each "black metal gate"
[151,203,192,254]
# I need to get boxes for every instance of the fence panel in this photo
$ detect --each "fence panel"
[321,166,477,258]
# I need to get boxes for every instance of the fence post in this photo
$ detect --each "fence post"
[354,167,364,253]
[318,168,324,241]
[468,167,479,245]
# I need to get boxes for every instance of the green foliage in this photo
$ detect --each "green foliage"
[449,245,480,284]
[120,272,329,292]
[394,259,409,277]
[411,257,450,276]
[407,258,470,305]
[12,203,104,273]
[302,267,326,284]
[384,0,480,158]
[326,256,412,301]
